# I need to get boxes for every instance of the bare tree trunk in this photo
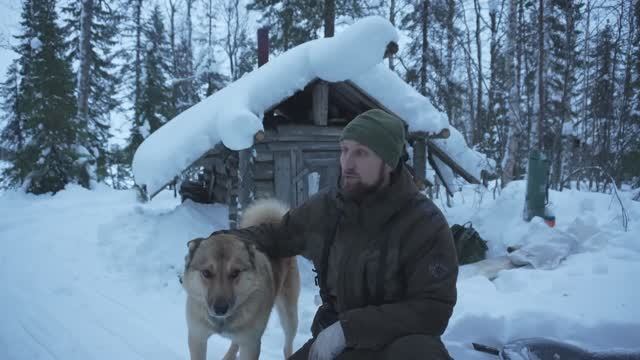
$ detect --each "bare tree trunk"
[420,0,430,97]
[388,0,396,70]
[221,0,248,81]
[552,0,577,189]
[206,0,215,94]
[134,0,143,120]
[168,0,178,103]
[617,0,635,186]
[460,1,476,143]
[168,0,178,72]
[473,0,483,146]
[324,0,335,37]
[183,0,195,103]
[487,8,498,139]
[501,0,520,187]
[534,0,545,151]
[77,0,94,125]
[444,0,455,123]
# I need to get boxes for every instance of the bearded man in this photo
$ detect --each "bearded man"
[236,109,458,360]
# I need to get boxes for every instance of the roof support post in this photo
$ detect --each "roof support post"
[312,80,329,126]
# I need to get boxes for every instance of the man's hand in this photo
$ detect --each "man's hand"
[309,321,346,360]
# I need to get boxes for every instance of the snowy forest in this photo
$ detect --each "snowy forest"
[0,0,638,197]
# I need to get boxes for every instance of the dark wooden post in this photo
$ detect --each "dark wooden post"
[413,137,427,191]
[313,81,329,126]
[226,152,240,229]
[257,27,269,67]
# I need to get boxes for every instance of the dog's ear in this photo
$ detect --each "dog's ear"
[185,237,205,270]
[187,238,204,252]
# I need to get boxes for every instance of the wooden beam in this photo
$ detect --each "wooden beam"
[427,139,481,184]
[413,138,427,189]
[384,41,399,58]
[254,130,265,142]
[428,152,454,197]
[238,148,253,210]
[312,81,329,126]
[274,151,292,205]
[408,128,451,140]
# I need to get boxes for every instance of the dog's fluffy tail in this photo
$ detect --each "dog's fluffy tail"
[239,199,289,228]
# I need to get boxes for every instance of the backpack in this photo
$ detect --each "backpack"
[450,222,488,265]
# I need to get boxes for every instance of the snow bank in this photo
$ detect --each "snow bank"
[440,181,640,357]
[1,180,639,359]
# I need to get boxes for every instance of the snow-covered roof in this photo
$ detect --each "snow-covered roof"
[132,16,493,197]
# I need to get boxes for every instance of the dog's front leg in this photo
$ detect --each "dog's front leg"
[237,340,261,360]
[188,332,208,360]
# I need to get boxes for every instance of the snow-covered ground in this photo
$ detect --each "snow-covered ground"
[1,181,639,359]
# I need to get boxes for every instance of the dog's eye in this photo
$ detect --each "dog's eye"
[201,269,213,279]
[229,270,241,279]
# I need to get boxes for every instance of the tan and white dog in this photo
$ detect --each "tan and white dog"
[181,199,300,360]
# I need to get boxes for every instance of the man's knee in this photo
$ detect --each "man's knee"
[383,335,452,360]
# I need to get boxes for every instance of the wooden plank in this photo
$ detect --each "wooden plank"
[428,152,454,197]
[269,124,344,137]
[302,151,340,162]
[254,150,273,162]
[226,152,240,229]
[305,158,338,169]
[215,158,227,175]
[312,81,329,126]
[329,82,368,115]
[253,162,274,180]
[238,148,253,210]
[266,142,340,152]
[427,139,481,184]
[254,180,275,197]
[413,138,427,184]
[341,81,393,113]
[263,134,340,143]
[213,185,228,203]
[274,151,292,205]
[293,149,308,206]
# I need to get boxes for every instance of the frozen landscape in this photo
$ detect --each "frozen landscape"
[1,181,639,359]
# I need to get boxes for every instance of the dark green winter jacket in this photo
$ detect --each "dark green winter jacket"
[237,166,458,350]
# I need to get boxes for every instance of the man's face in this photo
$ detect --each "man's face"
[339,139,389,199]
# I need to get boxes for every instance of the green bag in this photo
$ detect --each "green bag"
[450,222,488,265]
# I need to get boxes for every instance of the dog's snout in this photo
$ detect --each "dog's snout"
[213,300,229,316]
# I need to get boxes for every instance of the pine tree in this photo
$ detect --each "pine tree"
[3,0,84,194]
[63,0,121,183]
[171,0,199,114]
[590,24,615,175]
[247,0,371,53]
[121,0,146,162]
[482,3,509,165]
[138,5,172,138]
[0,61,25,184]
[401,0,430,97]
[196,0,228,97]
[545,0,581,188]
[630,0,640,189]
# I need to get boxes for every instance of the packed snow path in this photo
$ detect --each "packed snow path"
[1,182,639,359]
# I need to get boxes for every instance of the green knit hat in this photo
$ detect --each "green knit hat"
[340,109,406,168]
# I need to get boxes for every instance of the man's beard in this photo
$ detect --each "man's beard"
[340,163,386,201]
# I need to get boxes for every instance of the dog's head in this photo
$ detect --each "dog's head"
[181,233,259,322]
